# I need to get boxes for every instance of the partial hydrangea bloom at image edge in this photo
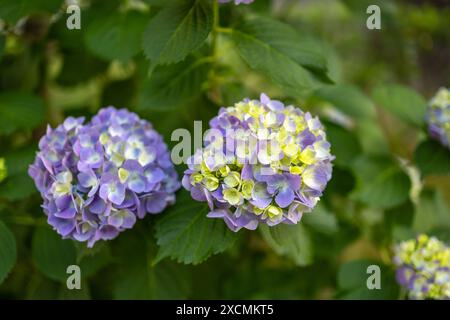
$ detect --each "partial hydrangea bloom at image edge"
[393,234,450,300]
[29,107,180,247]
[183,93,334,232]
[426,88,450,149]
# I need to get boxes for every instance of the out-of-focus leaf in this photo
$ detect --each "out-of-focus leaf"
[0,35,5,59]
[0,221,17,284]
[142,0,213,69]
[315,85,375,119]
[337,259,398,299]
[113,232,190,299]
[260,223,313,266]
[57,49,109,86]
[85,11,148,61]
[413,190,450,233]
[338,259,378,290]
[303,204,338,235]
[372,84,427,127]
[355,119,389,155]
[32,227,77,282]
[154,190,238,265]
[0,173,36,200]
[0,0,62,24]
[0,92,45,135]
[325,122,362,168]
[138,57,210,110]
[231,17,325,96]
[414,139,450,176]
[78,245,112,278]
[58,281,91,300]
[352,156,411,209]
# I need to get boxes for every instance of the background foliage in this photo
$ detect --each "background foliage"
[0,0,449,300]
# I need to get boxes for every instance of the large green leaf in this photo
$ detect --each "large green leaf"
[142,0,213,69]
[413,190,450,233]
[0,221,17,284]
[325,122,362,168]
[260,223,313,266]
[302,203,338,236]
[0,172,37,200]
[231,17,326,96]
[32,227,77,282]
[154,190,238,265]
[113,232,190,299]
[85,11,148,61]
[138,57,210,110]
[414,139,450,176]
[352,156,411,209]
[315,84,375,119]
[372,84,427,127]
[0,92,45,135]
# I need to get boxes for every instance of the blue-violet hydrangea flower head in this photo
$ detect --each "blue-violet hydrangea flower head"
[182,94,334,232]
[426,87,450,149]
[29,107,180,247]
[393,234,450,300]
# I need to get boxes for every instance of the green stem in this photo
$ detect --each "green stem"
[216,27,234,34]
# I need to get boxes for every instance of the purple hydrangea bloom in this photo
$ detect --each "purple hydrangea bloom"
[29,107,180,247]
[393,234,450,300]
[219,0,254,5]
[426,88,450,149]
[183,94,334,232]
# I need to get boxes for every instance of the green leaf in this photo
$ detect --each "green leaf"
[413,190,450,233]
[0,173,37,200]
[0,92,45,135]
[325,122,362,168]
[372,84,427,127]
[0,35,5,59]
[414,139,450,176]
[113,232,190,299]
[231,17,325,96]
[138,57,210,110]
[260,223,313,266]
[32,227,77,282]
[78,245,112,278]
[142,0,213,69]
[85,11,148,61]
[338,259,378,290]
[302,204,338,236]
[0,147,38,200]
[315,84,375,119]
[154,190,238,265]
[0,221,17,284]
[352,156,411,209]
[337,260,398,300]
[57,49,109,86]
[0,0,62,24]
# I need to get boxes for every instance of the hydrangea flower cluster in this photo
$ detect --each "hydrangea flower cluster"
[219,0,254,5]
[393,234,450,300]
[0,158,7,183]
[29,107,180,247]
[183,94,334,231]
[426,87,450,149]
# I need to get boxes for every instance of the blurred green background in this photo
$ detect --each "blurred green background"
[0,0,449,299]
